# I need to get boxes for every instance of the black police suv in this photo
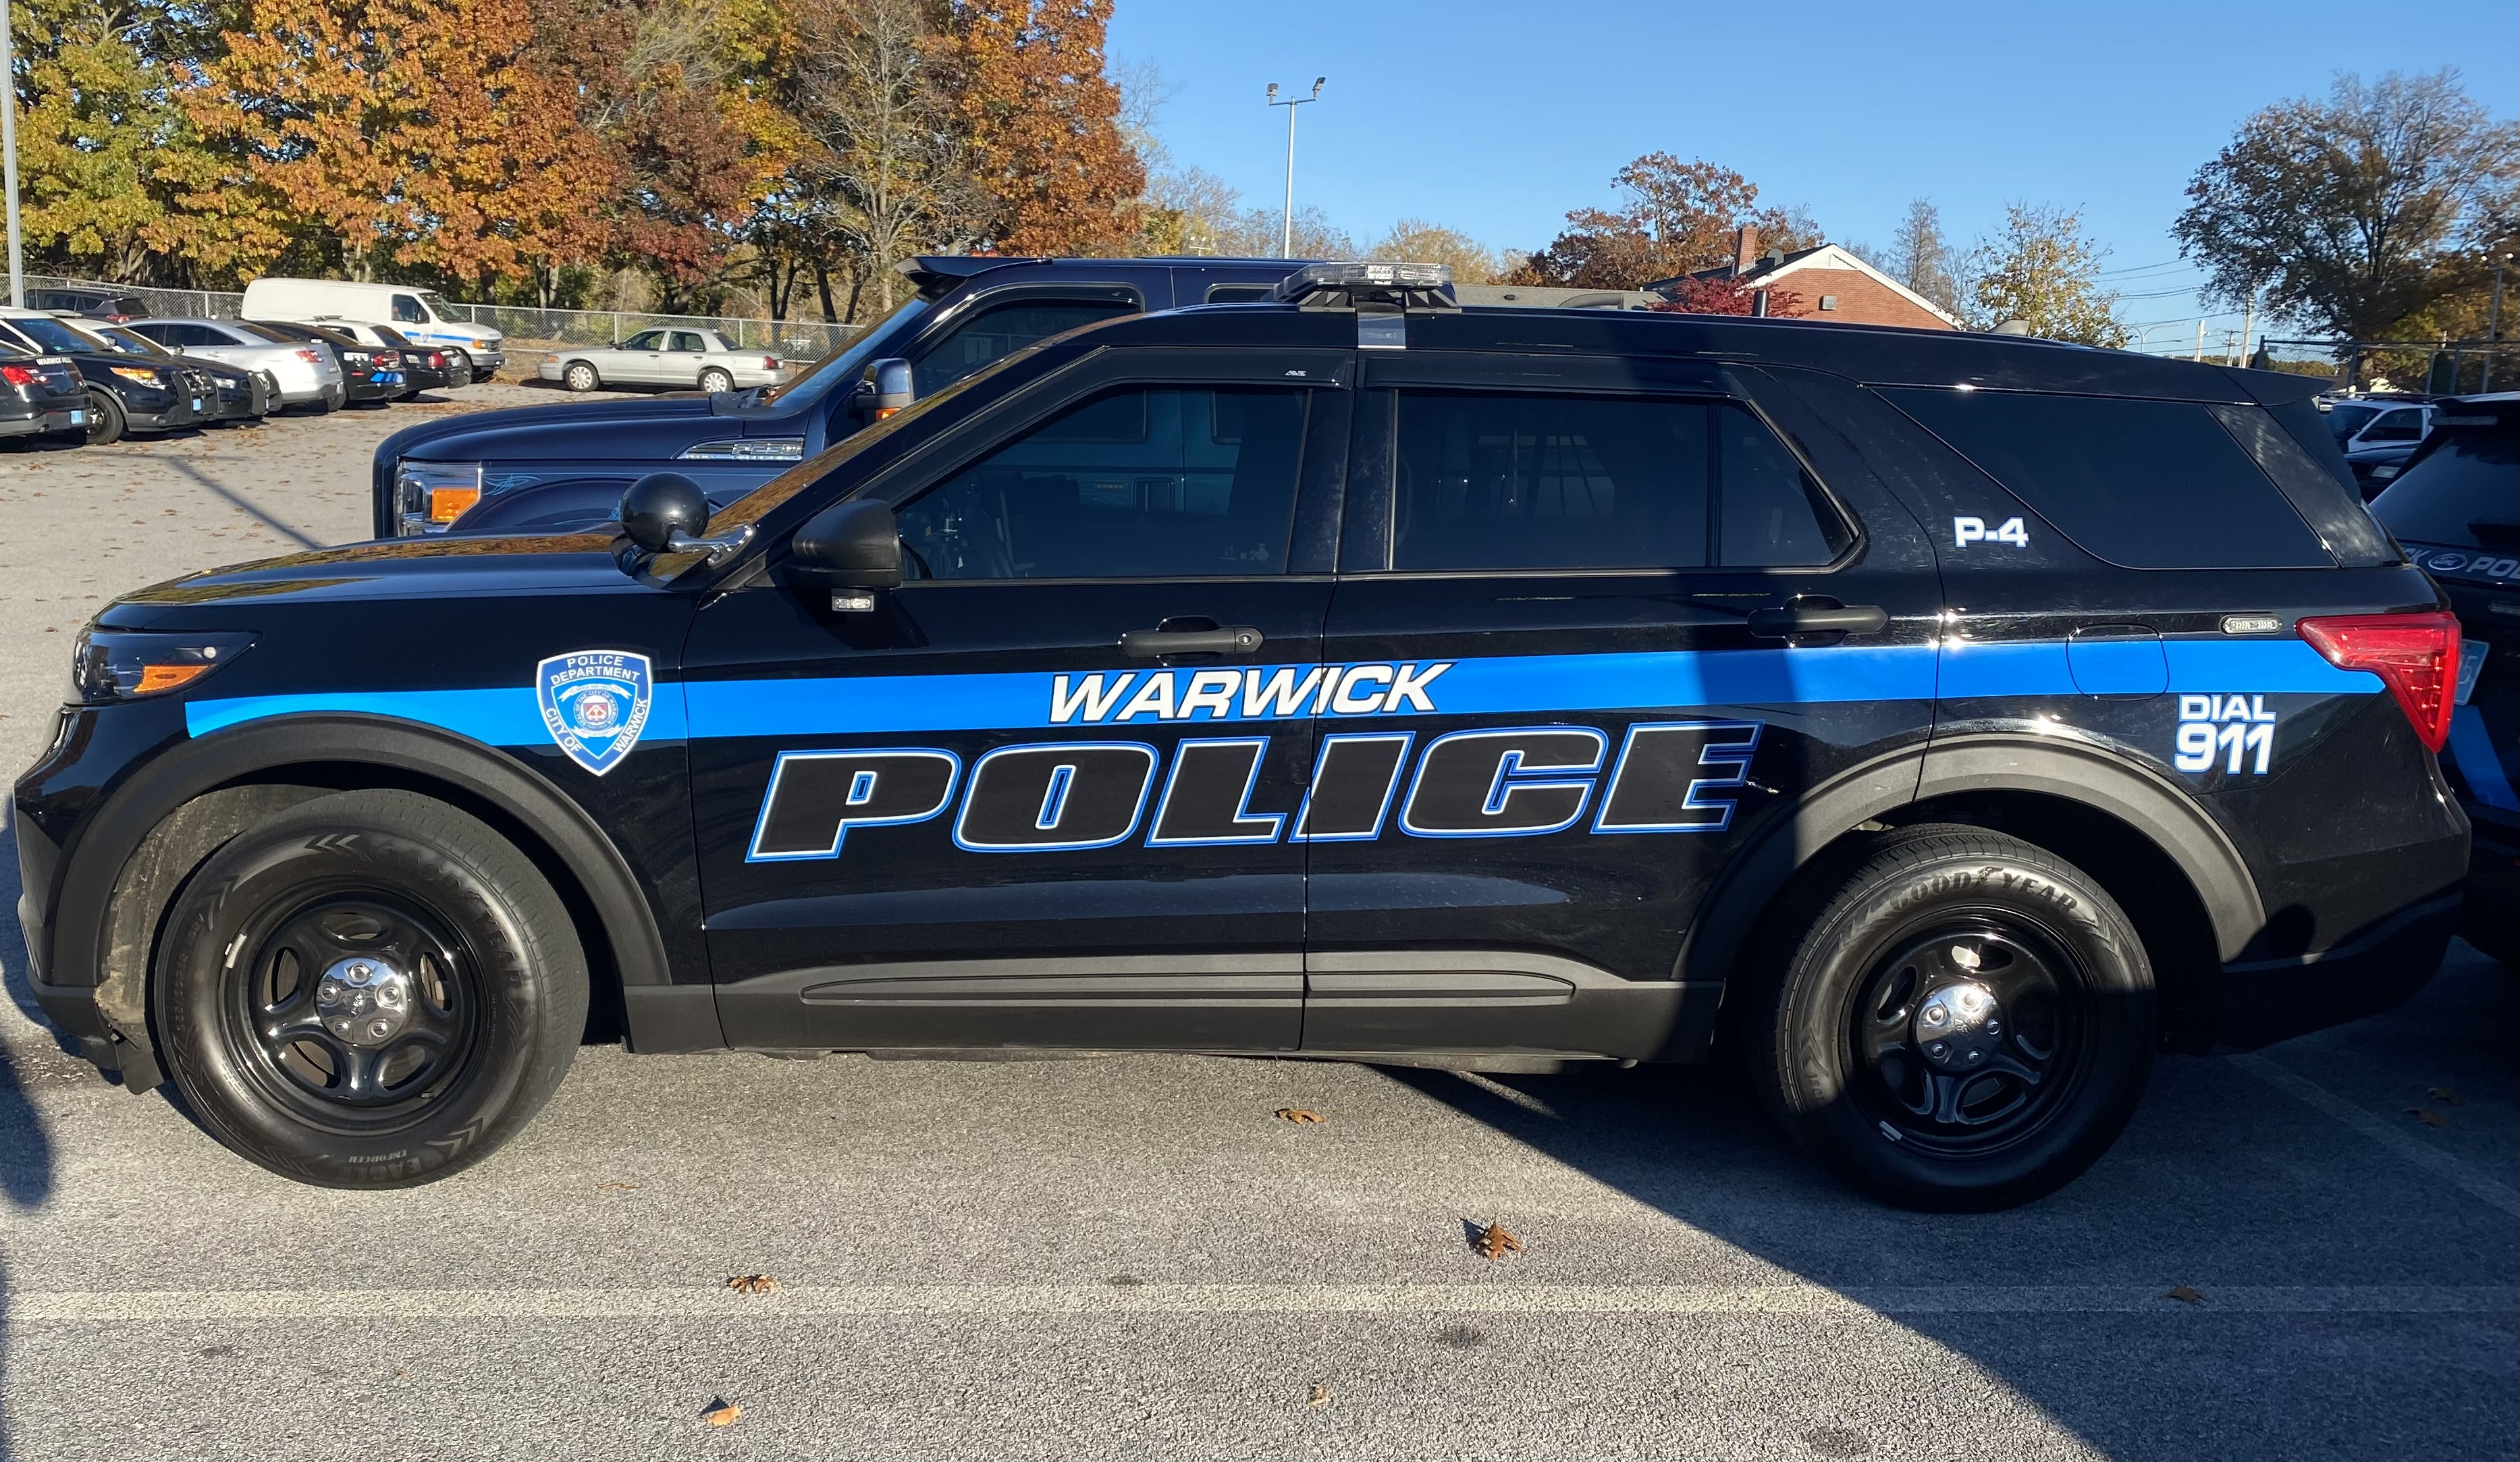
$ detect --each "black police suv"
[0,307,217,443]
[14,265,2467,1210]
[0,347,95,441]
[371,255,1313,538]
[2370,393,2517,964]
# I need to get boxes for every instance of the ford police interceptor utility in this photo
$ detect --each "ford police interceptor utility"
[14,265,2468,1210]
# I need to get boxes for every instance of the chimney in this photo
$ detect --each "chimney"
[1734,226,1759,279]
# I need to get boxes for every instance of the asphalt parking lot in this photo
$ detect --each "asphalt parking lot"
[0,393,2513,1461]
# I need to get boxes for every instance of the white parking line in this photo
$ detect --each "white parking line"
[2227,1052,2520,1218]
[13,1283,2514,1323]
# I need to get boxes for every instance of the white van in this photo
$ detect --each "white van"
[239,278,505,383]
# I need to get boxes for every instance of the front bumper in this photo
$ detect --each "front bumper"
[123,393,207,430]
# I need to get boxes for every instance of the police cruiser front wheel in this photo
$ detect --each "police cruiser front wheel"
[156,789,587,1187]
[1751,825,2155,1212]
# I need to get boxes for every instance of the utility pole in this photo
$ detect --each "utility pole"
[2486,251,2511,392]
[2192,319,2205,361]
[0,0,22,308]
[1266,77,1324,261]
[2238,289,2257,369]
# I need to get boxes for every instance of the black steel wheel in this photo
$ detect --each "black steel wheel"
[1749,825,2155,1211]
[84,387,127,445]
[157,789,587,1187]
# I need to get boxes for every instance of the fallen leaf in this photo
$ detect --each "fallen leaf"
[1276,1108,1325,1125]
[701,1399,743,1427]
[1472,1220,1525,1261]
[1306,1384,1333,1408]
[2164,1284,2203,1305]
[595,1182,637,1192]
[2428,1087,2463,1106]
[726,1274,780,1295]
[2407,1107,2452,1129]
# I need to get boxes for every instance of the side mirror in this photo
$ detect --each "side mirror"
[792,497,902,589]
[617,471,710,553]
[860,358,913,418]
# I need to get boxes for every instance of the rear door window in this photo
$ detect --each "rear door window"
[2365,408,2426,442]
[912,299,1135,396]
[672,331,708,353]
[1879,388,2332,568]
[1388,392,1848,571]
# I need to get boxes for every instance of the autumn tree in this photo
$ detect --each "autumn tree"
[1511,154,1820,289]
[189,0,618,288]
[937,0,1145,256]
[1887,198,1962,319]
[1655,275,1805,317]
[2174,69,2519,342]
[1370,219,1506,283]
[1964,203,2124,344]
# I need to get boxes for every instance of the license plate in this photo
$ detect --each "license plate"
[192,398,205,412]
[2456,641,2488,705]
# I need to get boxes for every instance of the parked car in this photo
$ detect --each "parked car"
[2370,392,2517,965]
[124,318,346,412]
[0,306,211,443]
[242,320,403,406]
[302,320,450,396]
[0,346,97,441]
[2322,395,2434,495]
[28,287,147,322]
[57,319,277,426]
[538,327,786,395]
[377,254,1311,536]
[240,277,504,383]
[24,264,2462,1212]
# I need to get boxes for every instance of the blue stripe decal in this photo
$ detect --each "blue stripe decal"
[184,637,2378,747]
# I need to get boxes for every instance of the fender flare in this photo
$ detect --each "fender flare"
[49,714,683,1049]
[1675,733,2266,987]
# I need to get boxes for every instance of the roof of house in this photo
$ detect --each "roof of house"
[1648,243,1964,329]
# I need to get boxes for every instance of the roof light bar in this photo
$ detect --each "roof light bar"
[1268,261,1457,310]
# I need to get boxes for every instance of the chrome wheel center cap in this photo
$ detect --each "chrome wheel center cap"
[1913,980,2004,1072]
[317,957,412,1048]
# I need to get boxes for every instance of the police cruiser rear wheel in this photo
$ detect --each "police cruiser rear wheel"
[156,789,587,1188]
[1751,825,2155,1212]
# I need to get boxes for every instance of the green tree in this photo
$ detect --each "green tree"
[1965,203,2124,344]
[1369,219,1505,283]
[2174,70,2519,342]
[1888,198,1962,318]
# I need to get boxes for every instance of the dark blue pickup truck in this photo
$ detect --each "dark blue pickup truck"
[372,256,1319,538]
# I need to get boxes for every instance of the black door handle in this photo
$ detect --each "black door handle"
[1747,601,1889,638]
[1120,625,1264,657]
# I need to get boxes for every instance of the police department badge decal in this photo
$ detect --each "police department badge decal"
[536,651,653,776]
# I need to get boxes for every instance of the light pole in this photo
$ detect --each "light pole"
[1,0,21,307]
[1266,77,1324,260]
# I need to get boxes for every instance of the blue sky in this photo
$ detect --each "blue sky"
[1108,0,2519,353]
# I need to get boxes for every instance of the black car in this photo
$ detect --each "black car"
[2369,393,2517,964]
[246,320,404,405]
[375,327,453,394]
[0,307,212,443]
[372,255,1314,537]
[28,287,148,322]
[64,320,277,426]
[16,265,2466,1212]
[0,346,96,441]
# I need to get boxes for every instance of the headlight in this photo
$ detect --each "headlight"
[70,630,255,704]
[107,365,167,384]
[394,459,484,534]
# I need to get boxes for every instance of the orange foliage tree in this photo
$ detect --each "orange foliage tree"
[936,0,1144,256]
[1510,154,1820,290]
[188,0,617,286]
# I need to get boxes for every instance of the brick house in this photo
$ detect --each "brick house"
[1650,227,1961,331]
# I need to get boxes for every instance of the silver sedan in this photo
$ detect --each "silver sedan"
[538,329,786,394]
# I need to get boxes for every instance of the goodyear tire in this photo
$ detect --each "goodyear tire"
[84,388,127,445]
[156,789,587,1188]
[563,361,599,393]
[1749,825,2155,1212]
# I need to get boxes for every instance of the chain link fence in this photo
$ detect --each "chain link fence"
[26,275,863,368]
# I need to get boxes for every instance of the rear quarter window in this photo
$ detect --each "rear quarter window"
[2371,427,2520,551]
[1877,387,2333,569]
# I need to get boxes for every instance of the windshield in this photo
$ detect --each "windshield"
[11,315,103,354]
[415,293,446,323]
[2324,402,2380,439]
[2371,429,2520,549]
[88,325,169,357]
[753,297,930,406]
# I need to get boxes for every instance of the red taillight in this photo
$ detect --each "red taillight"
[294,348,324,364]
[0,363,38,387]
[762,355,779,370]
[2298,612,2461,752]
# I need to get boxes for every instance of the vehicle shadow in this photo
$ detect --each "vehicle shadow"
[1376,950,2519,1461]
[0,822,64,1462]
